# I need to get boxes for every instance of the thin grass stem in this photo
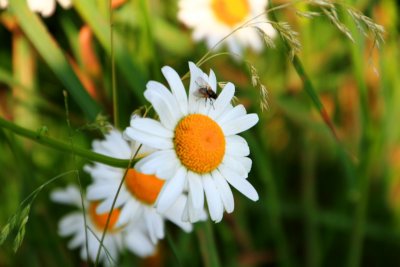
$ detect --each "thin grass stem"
[94,144,142,266]
[110,0,118,128]
[63,91,90,263]
[0,117,133,168]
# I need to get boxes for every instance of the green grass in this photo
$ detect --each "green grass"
[0,0,399,266]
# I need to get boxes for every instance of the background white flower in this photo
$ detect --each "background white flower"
[178,0,276,54]
[0,0,71,17]
[85,129,197,245]
[50,185,156,267]
[0,0,7,9]
[124,62,259,223]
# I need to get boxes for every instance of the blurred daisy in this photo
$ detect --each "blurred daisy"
[178,0,276,54]
[0,0,7,9]
[85,129,195,245]
[0,0,71,17]
[51,185,156,266]
[124,62,259,223]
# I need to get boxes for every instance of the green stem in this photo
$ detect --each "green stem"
[345,9,371,267]
[0,117,132,168]
[139,0,161,79]
[94,145,141,266]
[196,221,221,267]
[246,132,293,267]
[302,134,320,267]
[110,0,118,128]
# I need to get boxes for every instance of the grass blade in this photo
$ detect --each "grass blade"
[74,0,146,103]
[8,0,101,120]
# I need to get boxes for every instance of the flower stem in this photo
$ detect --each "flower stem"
[196,221,221,267]
[0,117,132,168]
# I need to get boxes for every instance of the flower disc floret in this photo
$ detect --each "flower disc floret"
[125,169,165,205]
[211,0,250,27]
[89,202,121,232]
[174,114,225,174]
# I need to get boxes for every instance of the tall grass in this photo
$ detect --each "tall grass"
[0,0,399,266]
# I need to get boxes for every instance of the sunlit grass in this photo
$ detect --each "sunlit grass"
[0,0,399,266]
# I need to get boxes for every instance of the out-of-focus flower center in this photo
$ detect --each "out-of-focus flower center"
[89,202,120,232]
[125,169,165,205]
[174,114,225,174]
[211,0,250,27]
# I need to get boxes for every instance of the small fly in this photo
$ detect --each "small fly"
[195,77,218,107]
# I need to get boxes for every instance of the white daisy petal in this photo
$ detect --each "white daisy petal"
[96,195,126,213]
[182,199,190,222]
[208,69,217,92]
[226,137,250,157]
[84,165,121,181]
[125,229,156,257]
[202,174,224,222]
[130,118,173,138]
[239,156,252,174]
[116,200,139,227]
[188,62,207,113]
[187,172,204,210]
[216,104,246,125]
[219,167,259,201]
[155,159,180,180]
[145,210,160,244]
[50,185,82,207]
[212,170,234,213]
[209,82,235,119]
[68,231,86,249]
[134,150,178,179]
[187,195,202,222]
[221,113,259,136]
[145,81,180,129]
[164,195,194,232]
[58,213,83,236]
[221,156,248,178]
[161,66,188,115]
[156,167,187,213]
[87,183,118,200]
[124,127,173,150]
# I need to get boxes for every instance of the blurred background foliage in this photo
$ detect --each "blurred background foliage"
[0,0,399,266]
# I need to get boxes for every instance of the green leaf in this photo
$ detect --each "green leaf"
[8,0,101,120]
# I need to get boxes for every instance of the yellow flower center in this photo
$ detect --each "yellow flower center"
[125,169,165,205]
[174,114,225,174]
[89,202,121,232]
[211,0,250,27]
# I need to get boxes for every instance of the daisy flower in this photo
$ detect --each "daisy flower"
[0,0,7,9]
[124,62,259,223]
[178,0,276,54]
[50,185,156,266]
[85,128,195,245]
[1,0,72,17]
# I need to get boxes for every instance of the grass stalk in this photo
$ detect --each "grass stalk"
[345,10,372,267]
[94,145,142,266]
[301,134,320,267]
[0,117,133,168]
[196,221,221,267]
[246,132,293,267]
[109,0,118,128]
